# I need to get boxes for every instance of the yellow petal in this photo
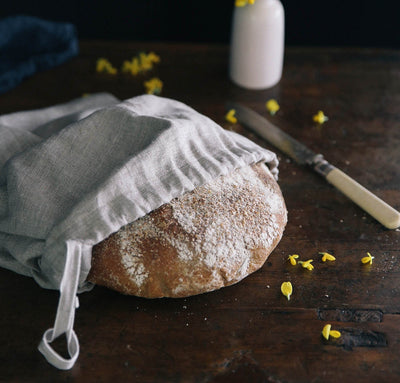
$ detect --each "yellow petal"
[265,99,280,115]
[225,109,238,124]
[361,252,374,265]
[288,254,299,266]
[107,66,118,75]
[139,52,153,70]
[330,330,341,338]
[322,324,331,340]
[235,0,247,6]
[281,281,293,301]
[121,60,132,72]
[147,52,160,63]
[97,58,118,74]
[130,58,141,75]
[299,259,314,270]
[96,58,109,72]
[144,77,163,95]
[320,252,336,262]
[313,110,328,124]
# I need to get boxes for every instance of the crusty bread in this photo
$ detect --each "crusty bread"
[88,162,287,298]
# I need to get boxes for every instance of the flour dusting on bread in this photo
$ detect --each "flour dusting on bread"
[170,164,283,274]
[89,163,287,298]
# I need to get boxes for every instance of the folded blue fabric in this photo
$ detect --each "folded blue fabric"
[0,15,78,94]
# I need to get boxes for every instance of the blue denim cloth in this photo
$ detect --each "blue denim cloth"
[0,15,78,94]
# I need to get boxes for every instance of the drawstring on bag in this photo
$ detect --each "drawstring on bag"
[0,94,279,370]
[38,241,82,370]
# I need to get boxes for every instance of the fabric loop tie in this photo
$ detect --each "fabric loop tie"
[38,327,79,370]
[38,241,82,369]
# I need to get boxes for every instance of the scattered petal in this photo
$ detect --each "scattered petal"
[96,58,108,72]
[319,252,336,262]
[139,52,154,71]
[265,99,280,115]
[235,0,256,6]
[122,60,132,72]
[299,259,314,271]
[122,58,141,76]
[281,281,293,300]
[322,324,331,340]
[121,52,161,76]
[130,57,142,75]
[330,330,342,338]
[147,51,161,64]
[287,254,299,266]
[361,252,374,265]
[235,0,249,6]
[144,77,163,95]
[322,324,341,340]
[96,58,118,74]
[313,110,328,124]
[225,109,238,124]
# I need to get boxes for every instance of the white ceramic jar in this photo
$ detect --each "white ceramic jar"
[229,0,285,89]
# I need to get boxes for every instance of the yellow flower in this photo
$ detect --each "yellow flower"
[265,99,280,115]
[139,52,154,71]
[122,60,132,72]
[361,252,374,265]
[122,52,160,76]
[225,109,238,124]
[147,51,161,64]
[281,281,293,301]
[299,259,314,271]
[235,0,248,6]
[313,110,329,124]
[128,57,142,75]
[144,77,163,95]
[287,254,299,266]
[96,58,108,72]
[319,252,336,262]
[235,0,255,6]
[96,58,118,74]
[322,324,341,340]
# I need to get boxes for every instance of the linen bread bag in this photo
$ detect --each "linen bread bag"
[0,93,286,369]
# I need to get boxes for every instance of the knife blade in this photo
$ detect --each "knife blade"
[227,101,400,230]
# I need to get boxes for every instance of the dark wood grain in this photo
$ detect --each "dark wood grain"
[1,42,399,383]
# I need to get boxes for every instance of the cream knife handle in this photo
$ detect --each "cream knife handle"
[326,167,400,229]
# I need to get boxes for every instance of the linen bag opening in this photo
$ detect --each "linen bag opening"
[0,94,278,369]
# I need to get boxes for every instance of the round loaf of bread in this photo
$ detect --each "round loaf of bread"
[87,162,287,298]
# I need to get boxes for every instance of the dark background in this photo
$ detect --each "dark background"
[1,0,400,48]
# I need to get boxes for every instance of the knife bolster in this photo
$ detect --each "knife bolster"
[310,154,335,177]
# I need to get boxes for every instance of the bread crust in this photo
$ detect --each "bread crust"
[88,162,287,298]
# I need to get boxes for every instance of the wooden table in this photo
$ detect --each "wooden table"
[1,42,399,383]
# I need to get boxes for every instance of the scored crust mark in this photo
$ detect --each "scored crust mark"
[88,162,287,298]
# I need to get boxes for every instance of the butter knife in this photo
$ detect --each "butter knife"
[227,102,400,229]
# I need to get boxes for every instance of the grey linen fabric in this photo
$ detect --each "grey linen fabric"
[0,93,279,369]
